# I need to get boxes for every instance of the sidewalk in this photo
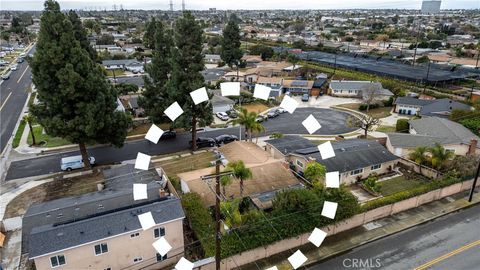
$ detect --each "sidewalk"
[238,190,480,270]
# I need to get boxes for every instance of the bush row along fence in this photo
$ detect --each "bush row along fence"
[194,178,479,270]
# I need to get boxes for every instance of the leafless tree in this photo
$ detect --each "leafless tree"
[347,114,380,138]
[362,83,382,113]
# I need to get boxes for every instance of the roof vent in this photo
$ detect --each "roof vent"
[57,232,64,237]
[80,231,84,234]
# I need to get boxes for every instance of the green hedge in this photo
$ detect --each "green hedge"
[181,193,216,257]
[396,119,409,132]
[361,172,463,212]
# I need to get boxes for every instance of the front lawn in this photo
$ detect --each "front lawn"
[105,69,125,77]
[27,126,71,147]
[154,152,215,176]
[379,176,427,196]
[376,125,396,133]
[127,122,174,137]
[12,120,26,148]
[337,103,392,118]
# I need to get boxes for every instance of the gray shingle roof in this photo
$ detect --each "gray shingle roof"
[394,97,435,106]
[387,133,455,148]
[409,117,479,145]
[419,99,471,117]
[210,94,235,106]
[265,135,316,155]
[29,197,184,258]
[101,59,143,66]
[295,139,399,173]
[22,165,165,253]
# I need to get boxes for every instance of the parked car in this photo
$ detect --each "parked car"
[60,155,95,171]
[189,137,216,148]
[1,71,11,80]
[301,94,309,102]
[17,57,24,63]
[160,129,176,140]
[267,109,280,118]
[11,64,18,71]
[277,107,287,114]
[256,115,266,122]
[215,134,238,145]
[215,112,229,121]
[226,109,238,118]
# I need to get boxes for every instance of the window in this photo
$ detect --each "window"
[156,253,168,262]
[104,268,111,270]
[371,164,381,170]
[350,168,363,175]
[50,255,66,268]
[133,257,143,263]
[296,160,304,168]
[154,227,165,238]
[130,232,140,238]
[94,243,108,255]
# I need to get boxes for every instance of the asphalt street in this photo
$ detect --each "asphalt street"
[309,203,480,270]
[0,46,34,154]
[5,108,355,180]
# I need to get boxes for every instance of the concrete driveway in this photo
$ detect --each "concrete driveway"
[290,95,362,109]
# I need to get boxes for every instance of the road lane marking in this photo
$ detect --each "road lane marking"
[414,239,480,270]
[17,65,29,83]
[0,91,12,111]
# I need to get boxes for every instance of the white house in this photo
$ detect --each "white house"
[329,80,393,100]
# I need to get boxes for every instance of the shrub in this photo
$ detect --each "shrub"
[363,175,381,193]
[396,119,409,132]
[181,193,215,256]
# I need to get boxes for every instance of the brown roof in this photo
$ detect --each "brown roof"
[242,55,263,62]
[257,76,283,85]
[282,80,314,89]
[178,142,300,206]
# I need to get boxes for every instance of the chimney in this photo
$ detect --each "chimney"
[467,139,477,156]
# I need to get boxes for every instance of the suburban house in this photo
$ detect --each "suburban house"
[102,59,144,73]
[282,80,315,95]
[265,136,399,185]
[178,141,302,207]
[393,97,471,117]
[24,165,185,270]
[329,80,393,100]
[386,117,480,157]
[241,54,263,67]
[257,76,284,97]
[210,94,235,113]
[204,54,221,64]
[311,77,328,96]
[202,68,226,85]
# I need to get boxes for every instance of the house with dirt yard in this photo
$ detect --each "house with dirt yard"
[23,165,185,270]
[178,141,303,207]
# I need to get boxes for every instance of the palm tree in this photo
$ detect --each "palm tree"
[23,114,36,145]
[409,146,428,174]
[229,107,258,141]
[251,121,265,144]
[428,143,455,170]
[220,175,232,198]
[227,160,252,197]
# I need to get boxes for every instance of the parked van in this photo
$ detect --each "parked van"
[60,155,95,171]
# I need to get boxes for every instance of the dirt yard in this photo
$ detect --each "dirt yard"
[239,102,270,114]
[3,172,104,219]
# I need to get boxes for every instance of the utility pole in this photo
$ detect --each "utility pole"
[423,60,431,94]
[468,159,480,202]
[169,0,173,12]
[412,16,420,66]
[182,0,185,11]
[201,153,234,270]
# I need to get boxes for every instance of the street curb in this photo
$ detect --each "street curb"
[301,198,480,268]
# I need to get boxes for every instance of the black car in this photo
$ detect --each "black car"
[189,137,216,148]
[160,130,176,140]
[215,134,238,145]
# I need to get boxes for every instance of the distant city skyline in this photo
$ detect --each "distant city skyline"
[1,0,478,11]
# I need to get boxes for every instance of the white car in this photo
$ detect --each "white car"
[11,64,18,71]
[215,112,229,121]
[60,155,95,171]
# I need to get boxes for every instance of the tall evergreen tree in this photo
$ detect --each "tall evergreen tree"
[68,10,97,61]
[220,14,243,68]
[169,12,213,150]
[138,19,173,123]
[30,0,130,168]
[143,17,157,49]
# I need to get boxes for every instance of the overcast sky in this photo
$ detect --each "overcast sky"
[1,0,478,11]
